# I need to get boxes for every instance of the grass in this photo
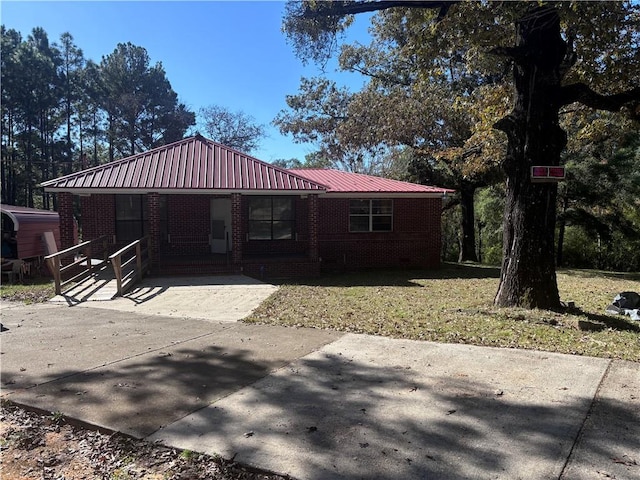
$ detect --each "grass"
[0,275,55,303]
[245,263,640,362]
[3,265,639,361]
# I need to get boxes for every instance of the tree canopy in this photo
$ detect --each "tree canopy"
[198,105,266,153]
[276,7,511,260]
[1,28,195,208]
[557,109,640,270]
[97,42,195,160]
[282,0,640,308]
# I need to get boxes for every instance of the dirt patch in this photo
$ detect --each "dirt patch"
[1,402,289,480]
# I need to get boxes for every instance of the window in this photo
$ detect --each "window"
[349,199,393,232]
[115,195,147,243]
[248,197,294,240]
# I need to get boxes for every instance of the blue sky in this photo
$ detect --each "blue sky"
[1,0,370,162]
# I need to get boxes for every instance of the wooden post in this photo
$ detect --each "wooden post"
[86,242,93,273]
[103,237,109,262]
[49,256,61,295]
[136,242,142,281]
[113,255,122,296]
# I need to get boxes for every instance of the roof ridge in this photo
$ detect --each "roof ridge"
[196,136,329,187]
[40,135,329,192]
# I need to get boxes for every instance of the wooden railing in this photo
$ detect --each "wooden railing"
[44,235,112,295]
[109,237,149,296]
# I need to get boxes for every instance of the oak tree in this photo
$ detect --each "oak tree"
[199,105,266,153]
[283,1,640,309]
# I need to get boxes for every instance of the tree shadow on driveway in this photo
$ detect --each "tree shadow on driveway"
[4,343,280,437]
[3,308,638,480]
[149,342,638,480]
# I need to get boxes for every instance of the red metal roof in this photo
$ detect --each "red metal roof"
[40,136,452,197]
[41,135,326,194]
[290,169,453,196]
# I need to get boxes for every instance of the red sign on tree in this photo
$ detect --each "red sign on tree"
[531,166,566,182]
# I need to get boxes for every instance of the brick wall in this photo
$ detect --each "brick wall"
[57,192,75,251]
[243,259,321,279]
[161,194,211,254]
[153,194,314,258]
[317,197,442,271]
[231,193,242,265]
[80,194,116,241]
[167,194,210,238]
[76,193,442,277]
[147,193,160,263]
[308,194,319,261]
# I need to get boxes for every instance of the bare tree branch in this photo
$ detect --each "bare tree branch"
[303,1,455,18]
[560,84,640,118]
[489,46,525,61]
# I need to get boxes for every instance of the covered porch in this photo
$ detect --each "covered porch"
[42,135,326,279]
[54,190,322,279]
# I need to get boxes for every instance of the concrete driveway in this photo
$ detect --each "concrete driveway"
[50,274,278,322]
[2,275,639,480]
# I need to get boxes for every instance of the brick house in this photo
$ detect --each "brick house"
[41,135,452,278]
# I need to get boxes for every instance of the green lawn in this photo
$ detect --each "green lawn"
[0,276,55,303]
[3,265,639,361]
[245,264,640,361]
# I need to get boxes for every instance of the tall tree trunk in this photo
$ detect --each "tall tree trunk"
[26,123,34,207]
[66,63,73,175]
[41,112,49,209]
[556,196,568,267]
[1,111,12,204]
[92,109,99,166]
[494,6,566,309]
[8,113,17,205]
[108,114,115,162]
[458,183,478,262]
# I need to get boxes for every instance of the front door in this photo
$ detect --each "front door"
[210,198,232,254]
